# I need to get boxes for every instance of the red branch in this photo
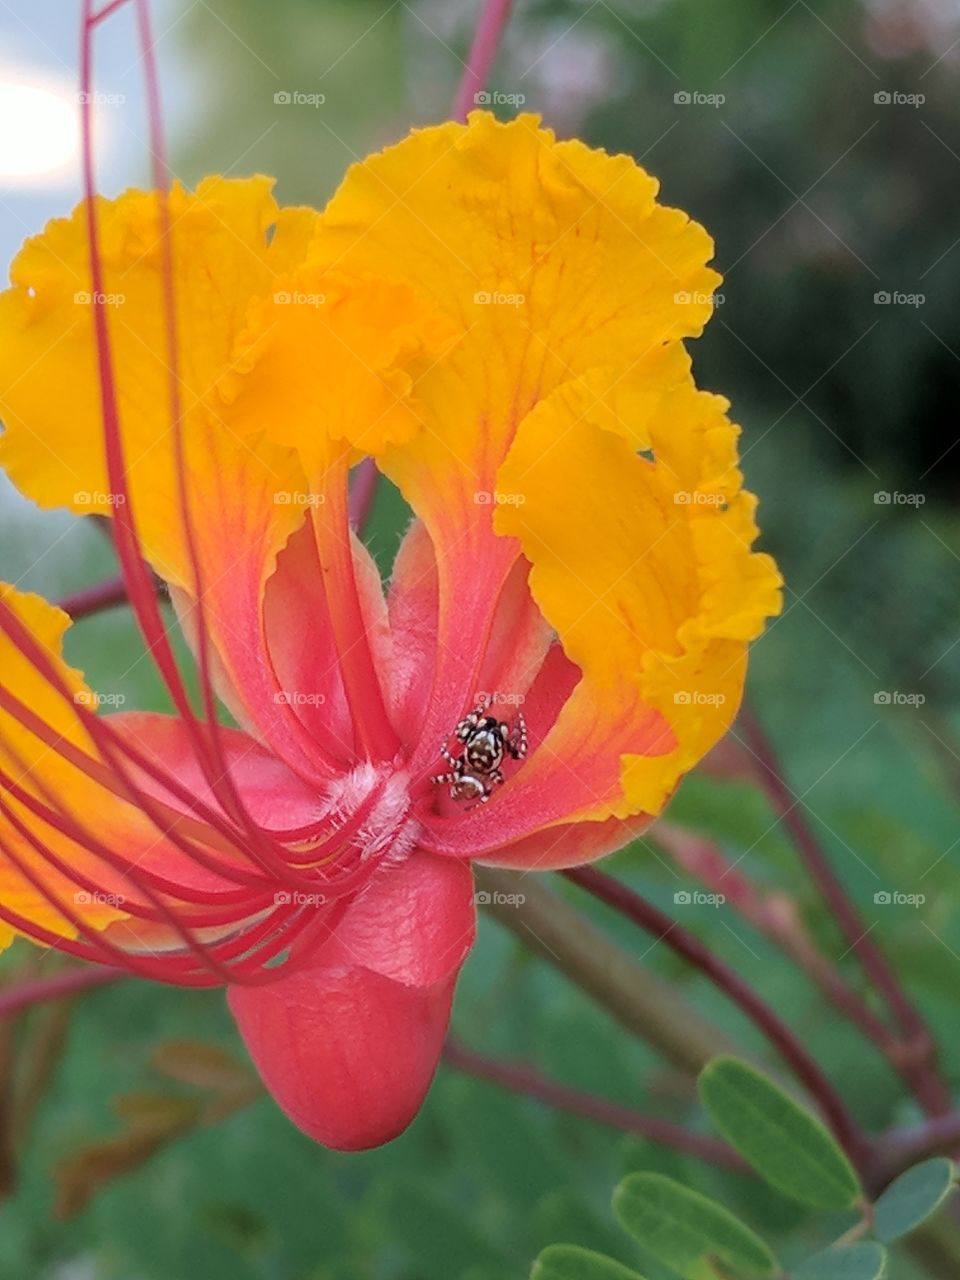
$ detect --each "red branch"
[737,702,950,1117]
[57,576,130,621]
[443,1038,745,1171]
[0,966,125,1019]
[561,865,870,1171]
[452,0,515,122]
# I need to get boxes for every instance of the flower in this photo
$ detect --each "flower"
[0,113,781,1150]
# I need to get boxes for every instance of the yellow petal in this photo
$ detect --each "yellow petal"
[304,112,724,757]
[0,587,129,947]
[494,348,782,820]
[313,110,720,499]
[0,176,317,592]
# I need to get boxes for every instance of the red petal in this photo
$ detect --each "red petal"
[110,712,326,842]
[228,850,475,1150]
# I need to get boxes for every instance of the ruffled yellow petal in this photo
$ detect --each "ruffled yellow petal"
[311,111,720,507]
[219,267,455,466]
[292,111,727,761]
[0,176,316,592]
[494,346,782,820]
[0,587,129,948]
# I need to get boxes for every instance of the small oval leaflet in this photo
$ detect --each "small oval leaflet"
[613,1172,777,1278]
[531,1244,647,1280]
[873,1156,956,1243]
[793,1241,887,1280]
[698,1056,862,1210]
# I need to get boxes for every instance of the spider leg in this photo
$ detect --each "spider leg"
[456,709,481,741]
[438,744,460,770]
[430,770,457,786]
[464,785,492,810]
[505,710,528,760]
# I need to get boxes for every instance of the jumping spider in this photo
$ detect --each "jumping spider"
[431,696,527,805]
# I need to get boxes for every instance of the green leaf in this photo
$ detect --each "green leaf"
[793,1241,887,1279]
[613,1172,777,1279]
[698,1057,862,1210]
[531,1245,647,1280]
[873,1157,957,1242]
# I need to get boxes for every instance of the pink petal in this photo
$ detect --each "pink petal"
[384,520,439,749]
[228,850,476,1150]
[110,712,326,840]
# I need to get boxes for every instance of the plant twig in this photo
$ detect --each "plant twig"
[0,966,125,1019]
[652,821,922,1081]
[873,1111,960,1182]
[737,701,950,1117]
[443,1037,746,1172]
[561,865,869,1170]
[451,0,515,122]
[57,576,130,621]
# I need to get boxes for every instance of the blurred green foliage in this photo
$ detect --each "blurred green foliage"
[2,0,960,1277]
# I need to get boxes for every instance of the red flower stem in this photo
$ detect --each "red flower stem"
[652,822,922,1080]
[451,0,515,123]
[561,865,869,1170]
[0,965,126,1019]
[443,1038,746,1172]
[737,701,950,1117]
[56,575,131,621]
[347,459,381,531]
